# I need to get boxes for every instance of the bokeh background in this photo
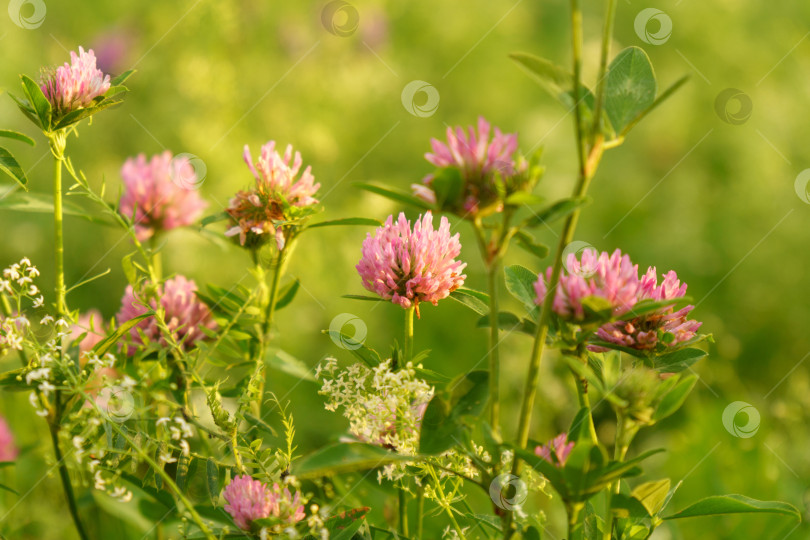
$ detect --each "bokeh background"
[1,0,810,538]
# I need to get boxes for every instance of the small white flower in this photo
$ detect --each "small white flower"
[27,285,39,296]
[55,318,70,329]
[26,367,51,385]
[39,381,56,396]
[180,439,190,456]
[156,417,171,427]
[27,266,40,278]
[20,257,31,267]
[94,471,106,490]
[40,315,54,325]
[32,296,44,308]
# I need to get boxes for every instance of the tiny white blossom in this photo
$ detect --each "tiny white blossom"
[32,296,44,308]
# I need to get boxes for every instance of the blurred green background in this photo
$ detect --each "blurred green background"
[1,0,809,538]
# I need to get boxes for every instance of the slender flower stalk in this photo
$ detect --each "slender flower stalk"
[506,0,601,536]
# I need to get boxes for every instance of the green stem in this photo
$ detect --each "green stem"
[486,261,501,433]
[252,246,289,418]
[572,366,598,444]
[398,489,409,537]
[428,465,466,539]
[150,236,163,282]
[604,414,628,540]
[416,486,425,539]
[403,305,415,366]
[567,503,584,540]
[52,144,66,317]
[590,0,618,144]
[49,402,89,540]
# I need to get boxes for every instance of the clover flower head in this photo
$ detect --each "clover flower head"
[413,117,522,217]
[115,276,216,353]
[40,47,111,113]
[534,433,574,467]
[0,415,18,462]
[534,249,640,320]
[356,212,466,314]
[534,249,703,351]
[223,475,305,530]
[225,141,320,249]
[119,151,208,241]
[594,268,702,351]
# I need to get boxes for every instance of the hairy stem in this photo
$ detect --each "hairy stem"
[49,400,89,540]
[403,305,415,366]
[486,260,501,433]
[398,489,409,537]
[51,143,66,317]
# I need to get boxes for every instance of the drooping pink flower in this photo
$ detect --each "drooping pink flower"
[40,47,111,113]
[534,249,702,351]
[226,141,320,249]
[413,117,521,217]
[534,249,640,320]
[356,212,466,314]
[594,268,702,351]
[115,276,216,352]
[70,310,105,354]
[0,415,18,462]
[119,151,208,241]
[534,433,574,467]
[223,475,305,530]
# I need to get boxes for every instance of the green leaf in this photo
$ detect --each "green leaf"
[354,182,433,210]
[322,329,382,367]
[604,47,657,134]
[306,217,382,229]
[0,482,19,496]
[611,493,651,518]
[654,347,707,373]
[201,211,229,227]
[663,494,800,521]
[513,230,549,260]
[620,75,689,137]
[0,190,111,223]
[266,349,315,382]
[274,279,300,310]
[475,312,536,336]
[632,479,671,516]
[0,130,35,146]
[53,98,124,130]
[504,191,545,206]
[449,287,490,316]
[419,370,489,454]
[121,252,138,286]
[522,197,590,228]
[292,442,413,479]
[176,455,191,492]
[325,507,370,538]
[206,458,219,505]
[20,75,52,130]
[505,265,540,310]
[92,313,153,356]
[111,69,136,86]
[653,375,696,421]
[0,147,28,190]
[342,294,386,302]
[430,167,464,208]
[509,52,574,107]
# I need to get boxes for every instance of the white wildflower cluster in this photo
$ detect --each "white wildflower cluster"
[318,358,432,455]
[0,258,42,353]
[156,416,195,463]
